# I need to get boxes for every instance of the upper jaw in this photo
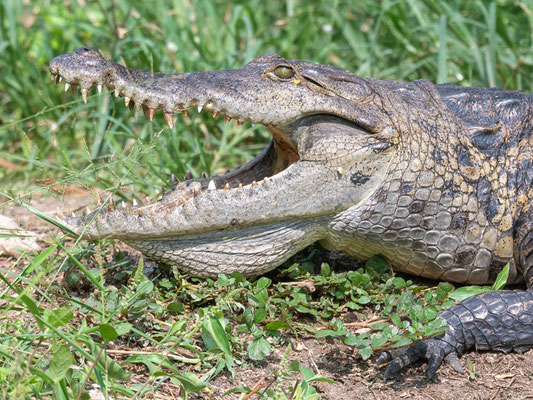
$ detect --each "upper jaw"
[49,48,368,133]
[49,48,299,129]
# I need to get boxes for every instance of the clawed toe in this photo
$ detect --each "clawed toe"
[377,338,462,380]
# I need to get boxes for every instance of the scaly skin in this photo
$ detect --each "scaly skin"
[49,48,533,379]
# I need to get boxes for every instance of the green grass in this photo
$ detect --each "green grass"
[0,0,532,398]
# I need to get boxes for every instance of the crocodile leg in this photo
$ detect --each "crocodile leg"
[378,226,533,380]
[377,290,533,380]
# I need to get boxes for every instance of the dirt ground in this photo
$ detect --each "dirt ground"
[1,193,533,400]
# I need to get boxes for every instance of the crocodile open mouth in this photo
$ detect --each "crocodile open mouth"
[49,61,300,219]
[49,49,397,277]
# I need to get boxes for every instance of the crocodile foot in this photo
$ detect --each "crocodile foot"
[377,335,465,381]
[377,290,533,380]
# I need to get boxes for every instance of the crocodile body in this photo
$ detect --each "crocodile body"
[49,48,533,378]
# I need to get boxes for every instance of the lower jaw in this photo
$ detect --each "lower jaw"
[125,217,329,277]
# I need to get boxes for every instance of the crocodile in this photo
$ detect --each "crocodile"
[49,48,533,379]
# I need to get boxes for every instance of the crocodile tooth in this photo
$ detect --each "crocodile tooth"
[197,105,203,113]
[224,183,230,190]
[164,112,175,129]
[56,207,65,219]
[142,105,150,119]
[148,108,155,121]
[58,76,63,83]
[212,111,219,118]
[51,74,56,81]
[225,116,231,123]
[238,183,243,188]
[132,198,138,207]
[201,172,207,179]
[114,89,120,97]
[81,88,89,103]
[207,180,216,190]
[86,206,91,214]
[124,96,131,106]
[182,109,188,117]
[64,82,70,92]
[71,212,76,217]
[55,75,61,84]
[135,102,141,112]
[97,84,102,94]
[252,180,257,186]
[185,170,193,180]
[121,201,126,208]
[237,120,243,127]
[171,174,179,184]
[193,188,200,196]
[108,197,115,211]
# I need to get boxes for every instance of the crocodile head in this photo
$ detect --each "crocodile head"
[50,48,402,277]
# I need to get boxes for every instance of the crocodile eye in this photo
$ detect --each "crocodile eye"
[274,66,295,79]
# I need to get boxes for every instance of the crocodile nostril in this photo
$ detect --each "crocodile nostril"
[76,47,100,57]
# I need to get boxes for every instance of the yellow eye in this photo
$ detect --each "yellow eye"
[274,66,295,79]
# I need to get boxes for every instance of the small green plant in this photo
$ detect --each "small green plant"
[222,345,335,399]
